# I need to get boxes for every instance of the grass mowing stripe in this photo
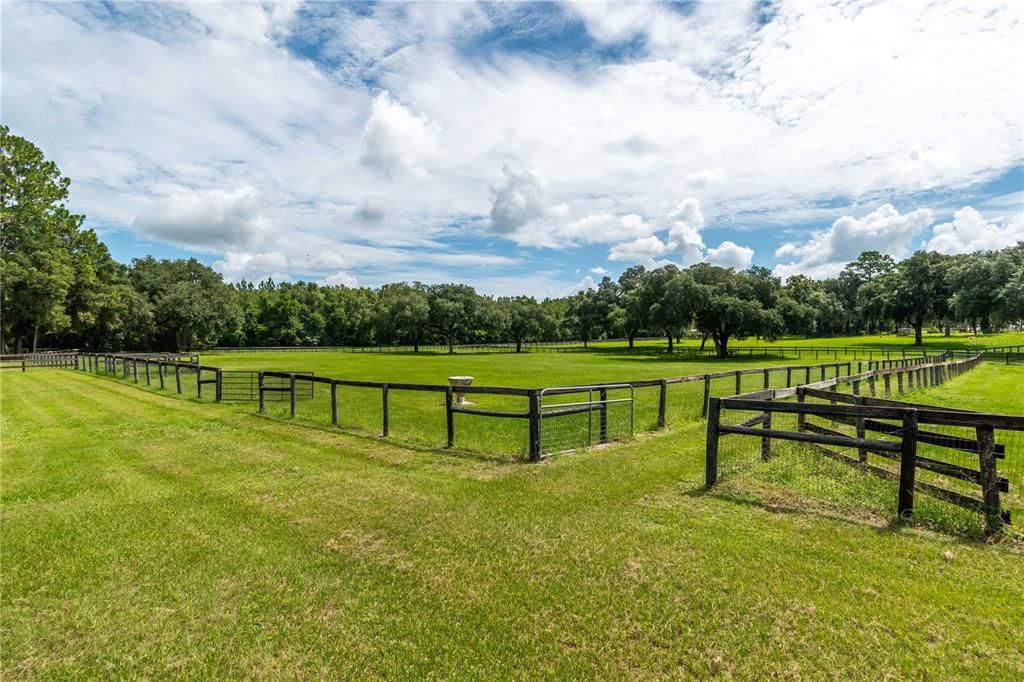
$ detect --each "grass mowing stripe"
[3,369,1023,677]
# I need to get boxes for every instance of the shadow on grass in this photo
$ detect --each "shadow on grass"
[701,480,1021,545]
[587,351,791,365]
[248,410,524,466]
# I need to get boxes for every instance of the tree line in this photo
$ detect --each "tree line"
[3,127,1022,356]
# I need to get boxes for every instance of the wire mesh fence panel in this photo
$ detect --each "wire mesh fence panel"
[710,358,1016,538]
[538,386,633,456]
[386,388,448,448]
[665,379,706,423]
[329,384,382,436]
[450,392,531,456]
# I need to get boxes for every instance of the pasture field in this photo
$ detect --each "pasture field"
[2,361,1023,678]
[716,362,1024,538]
[206,350,880,455]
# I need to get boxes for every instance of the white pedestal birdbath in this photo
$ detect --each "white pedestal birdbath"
[448,375,474,404]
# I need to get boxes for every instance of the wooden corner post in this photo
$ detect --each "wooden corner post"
[528,390,542,461]
[445,386,454,448]
[705,397,721,488]
[976,424,1002,534]
[897,409,919,520]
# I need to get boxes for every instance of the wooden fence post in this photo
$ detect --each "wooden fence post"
[658,380,667,428]
[331,381,339,426]
[796,387,806,432]
[529,390,541,461]
[760,406,772,462]
[977,425,1002,534]
[702,374,711,417]
[734,370,741,395]
[896,371,903,394]
[197,366,203,398]
[175,364,182,394]
[445,386,454,447]
[215,369,223,402]
[883,374,891,398]
[290,374,297,418]
[381,383,389,436]
[805,366,811,384]
[786,367,792,387]
[853,380,867,462]
[258,372,266,413]
[705,397,721,487]
[598,387,609,443]
[159,362,165,390]
[897,409,918,520]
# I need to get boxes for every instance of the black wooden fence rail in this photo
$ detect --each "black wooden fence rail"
[257,370,549,459]
[190,342,962,360]
[0,352,80,371]
[69,350,978,462]
[705,354,1015,533]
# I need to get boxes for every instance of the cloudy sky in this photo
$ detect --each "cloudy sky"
[4,0,1023,296]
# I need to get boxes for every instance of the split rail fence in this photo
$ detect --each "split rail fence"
[705,354,1021,533]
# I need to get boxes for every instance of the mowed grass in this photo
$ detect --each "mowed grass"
[197,350,869,456]
[2,369,1024,678]
[720,363,1024,538]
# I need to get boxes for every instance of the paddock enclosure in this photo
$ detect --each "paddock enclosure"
[73,348,961,459]
[6,342,1020,537]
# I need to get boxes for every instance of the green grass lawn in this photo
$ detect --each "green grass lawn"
[180,350,875,456]
[718,362,1024,539]
[2,368,1022,678]
[578,330,1024,351]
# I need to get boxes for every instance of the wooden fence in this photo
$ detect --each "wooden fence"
[187,340,1024,361]
[67,350,994,464]
[0,352,79,371]
[704,354,1018,533]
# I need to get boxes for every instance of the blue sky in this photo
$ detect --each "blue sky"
[4,0,1022,296]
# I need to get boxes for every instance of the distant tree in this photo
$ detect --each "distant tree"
[130,257,242,349]
[689,265,782,358]
[321,285,375,346]
[566,288,609,347]
[835,251,897,334]
[638,266,695,351]
[0,126,82,351]
[608,265,647,348]
[426,283,484,353]
[889,251,953,345]
[376,283,429,350]
[494,296,545,352]
[994,243,1024,328]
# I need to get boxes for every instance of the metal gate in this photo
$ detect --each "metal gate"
[538,384,634,455]
[219,370,314,401]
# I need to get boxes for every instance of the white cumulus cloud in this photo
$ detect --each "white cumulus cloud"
[608,235,673,264]
[133,185,274,252]
[924,206,1024,255]
[773,204,934,279]
[318,271,360,288]
[359,91,439,177]
[706,241,754,270]
[489,165,551,235]
[213,251,291,283]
